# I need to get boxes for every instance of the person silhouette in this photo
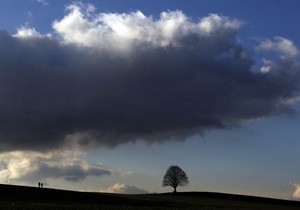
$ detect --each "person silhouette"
[41,183,43,188]
[38,182,41,188]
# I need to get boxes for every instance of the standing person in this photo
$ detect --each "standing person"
[41,183,43,188]
[38,182,41,188]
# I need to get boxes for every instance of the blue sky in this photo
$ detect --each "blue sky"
[0,0,300,200]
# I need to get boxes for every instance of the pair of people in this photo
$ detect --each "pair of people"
[38,182,44,188]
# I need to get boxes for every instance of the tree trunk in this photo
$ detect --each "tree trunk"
[173,187,177,193]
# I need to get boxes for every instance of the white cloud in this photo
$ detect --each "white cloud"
[52,3,241,51]
[259,58,272,73]
[260,65,271,73]
[199,13,241,34]
[14,27,43,38]
[14,27,51,38]
[101,183,148,194]
[36,0,49,6]
[0,151,39,181]
[291,182,300,200]
[0,150,111,183]
[257,36,299,58]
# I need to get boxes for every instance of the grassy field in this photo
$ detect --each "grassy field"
[0,184,300,209]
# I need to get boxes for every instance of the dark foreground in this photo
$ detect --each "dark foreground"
[0,184,299,209]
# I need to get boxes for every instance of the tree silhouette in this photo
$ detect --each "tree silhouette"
[162,165,189,193]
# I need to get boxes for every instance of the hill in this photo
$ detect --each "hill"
[0,184,300,209]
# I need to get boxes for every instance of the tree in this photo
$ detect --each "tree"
[162,165,189,193]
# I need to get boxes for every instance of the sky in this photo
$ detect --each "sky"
[0,0,300,200]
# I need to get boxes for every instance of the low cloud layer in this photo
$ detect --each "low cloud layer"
[101,183,148,194]
[0,3,299,152]
[0,150,111,183]
[291,182,300,200]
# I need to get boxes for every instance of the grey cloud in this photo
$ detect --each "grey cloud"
[0,7,299,152]
[35,161,111,182]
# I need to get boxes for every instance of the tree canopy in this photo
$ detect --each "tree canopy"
[162,165,189,193]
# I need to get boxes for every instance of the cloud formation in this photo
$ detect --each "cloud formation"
[256,37,299,58]
[101,183,148,194]
[0,3,299,152]
[291,182,300,200]
[36,0,49,6]
[0,150,111,183]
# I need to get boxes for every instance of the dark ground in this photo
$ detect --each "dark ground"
[0,184,300,209]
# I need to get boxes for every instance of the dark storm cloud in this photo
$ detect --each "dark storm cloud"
[0,6,299,152]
